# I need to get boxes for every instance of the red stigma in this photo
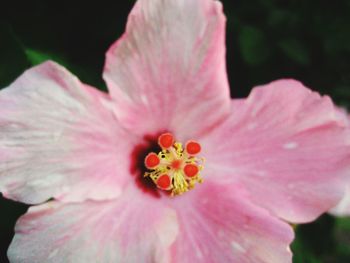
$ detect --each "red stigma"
[184,164,199,178]
[186,141,201,155]
[145,153,160,169]
[157,174,172,190]
[158,133,174,149]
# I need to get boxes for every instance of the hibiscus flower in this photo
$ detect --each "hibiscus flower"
[1,0,350,262]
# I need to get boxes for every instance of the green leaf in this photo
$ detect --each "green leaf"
[25,48,55,65]
[0,23,30,88]
[278,38,310,66]
[25,48,106,91]
[25,48,71,67]
[292,215,336,262]
[238,25,270,66]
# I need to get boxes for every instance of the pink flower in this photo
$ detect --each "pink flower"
[1,0,350,262]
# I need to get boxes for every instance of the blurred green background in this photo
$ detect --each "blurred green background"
[1,0,350,262]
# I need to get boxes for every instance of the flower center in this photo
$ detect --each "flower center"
[144,133,204,196]
[171,160,182,170]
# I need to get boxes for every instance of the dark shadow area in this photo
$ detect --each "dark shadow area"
[0,194,28,263]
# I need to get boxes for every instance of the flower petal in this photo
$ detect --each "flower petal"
[0,61,135,204]
[202,79,350,223]
[103,0,230,139]
[330,111,350,216]
[8,188,178,263]
[330,185,350,216]
[170,182,294,263]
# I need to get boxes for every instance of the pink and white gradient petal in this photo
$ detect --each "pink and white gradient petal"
[0,61,135,204]
[8,188,178,263]
[330,112,350,216]
[330,185,350,216]
[170,182,294,263]
[103,0,230,140]
[202,79,350,223]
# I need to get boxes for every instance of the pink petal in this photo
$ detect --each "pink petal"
[330,111,350,216]
[330,185,350,216]
[8,188,178,263]
[0,61,135,204]
[103,0,230,140]
[170,182,294,263]
[202,79,350,223]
